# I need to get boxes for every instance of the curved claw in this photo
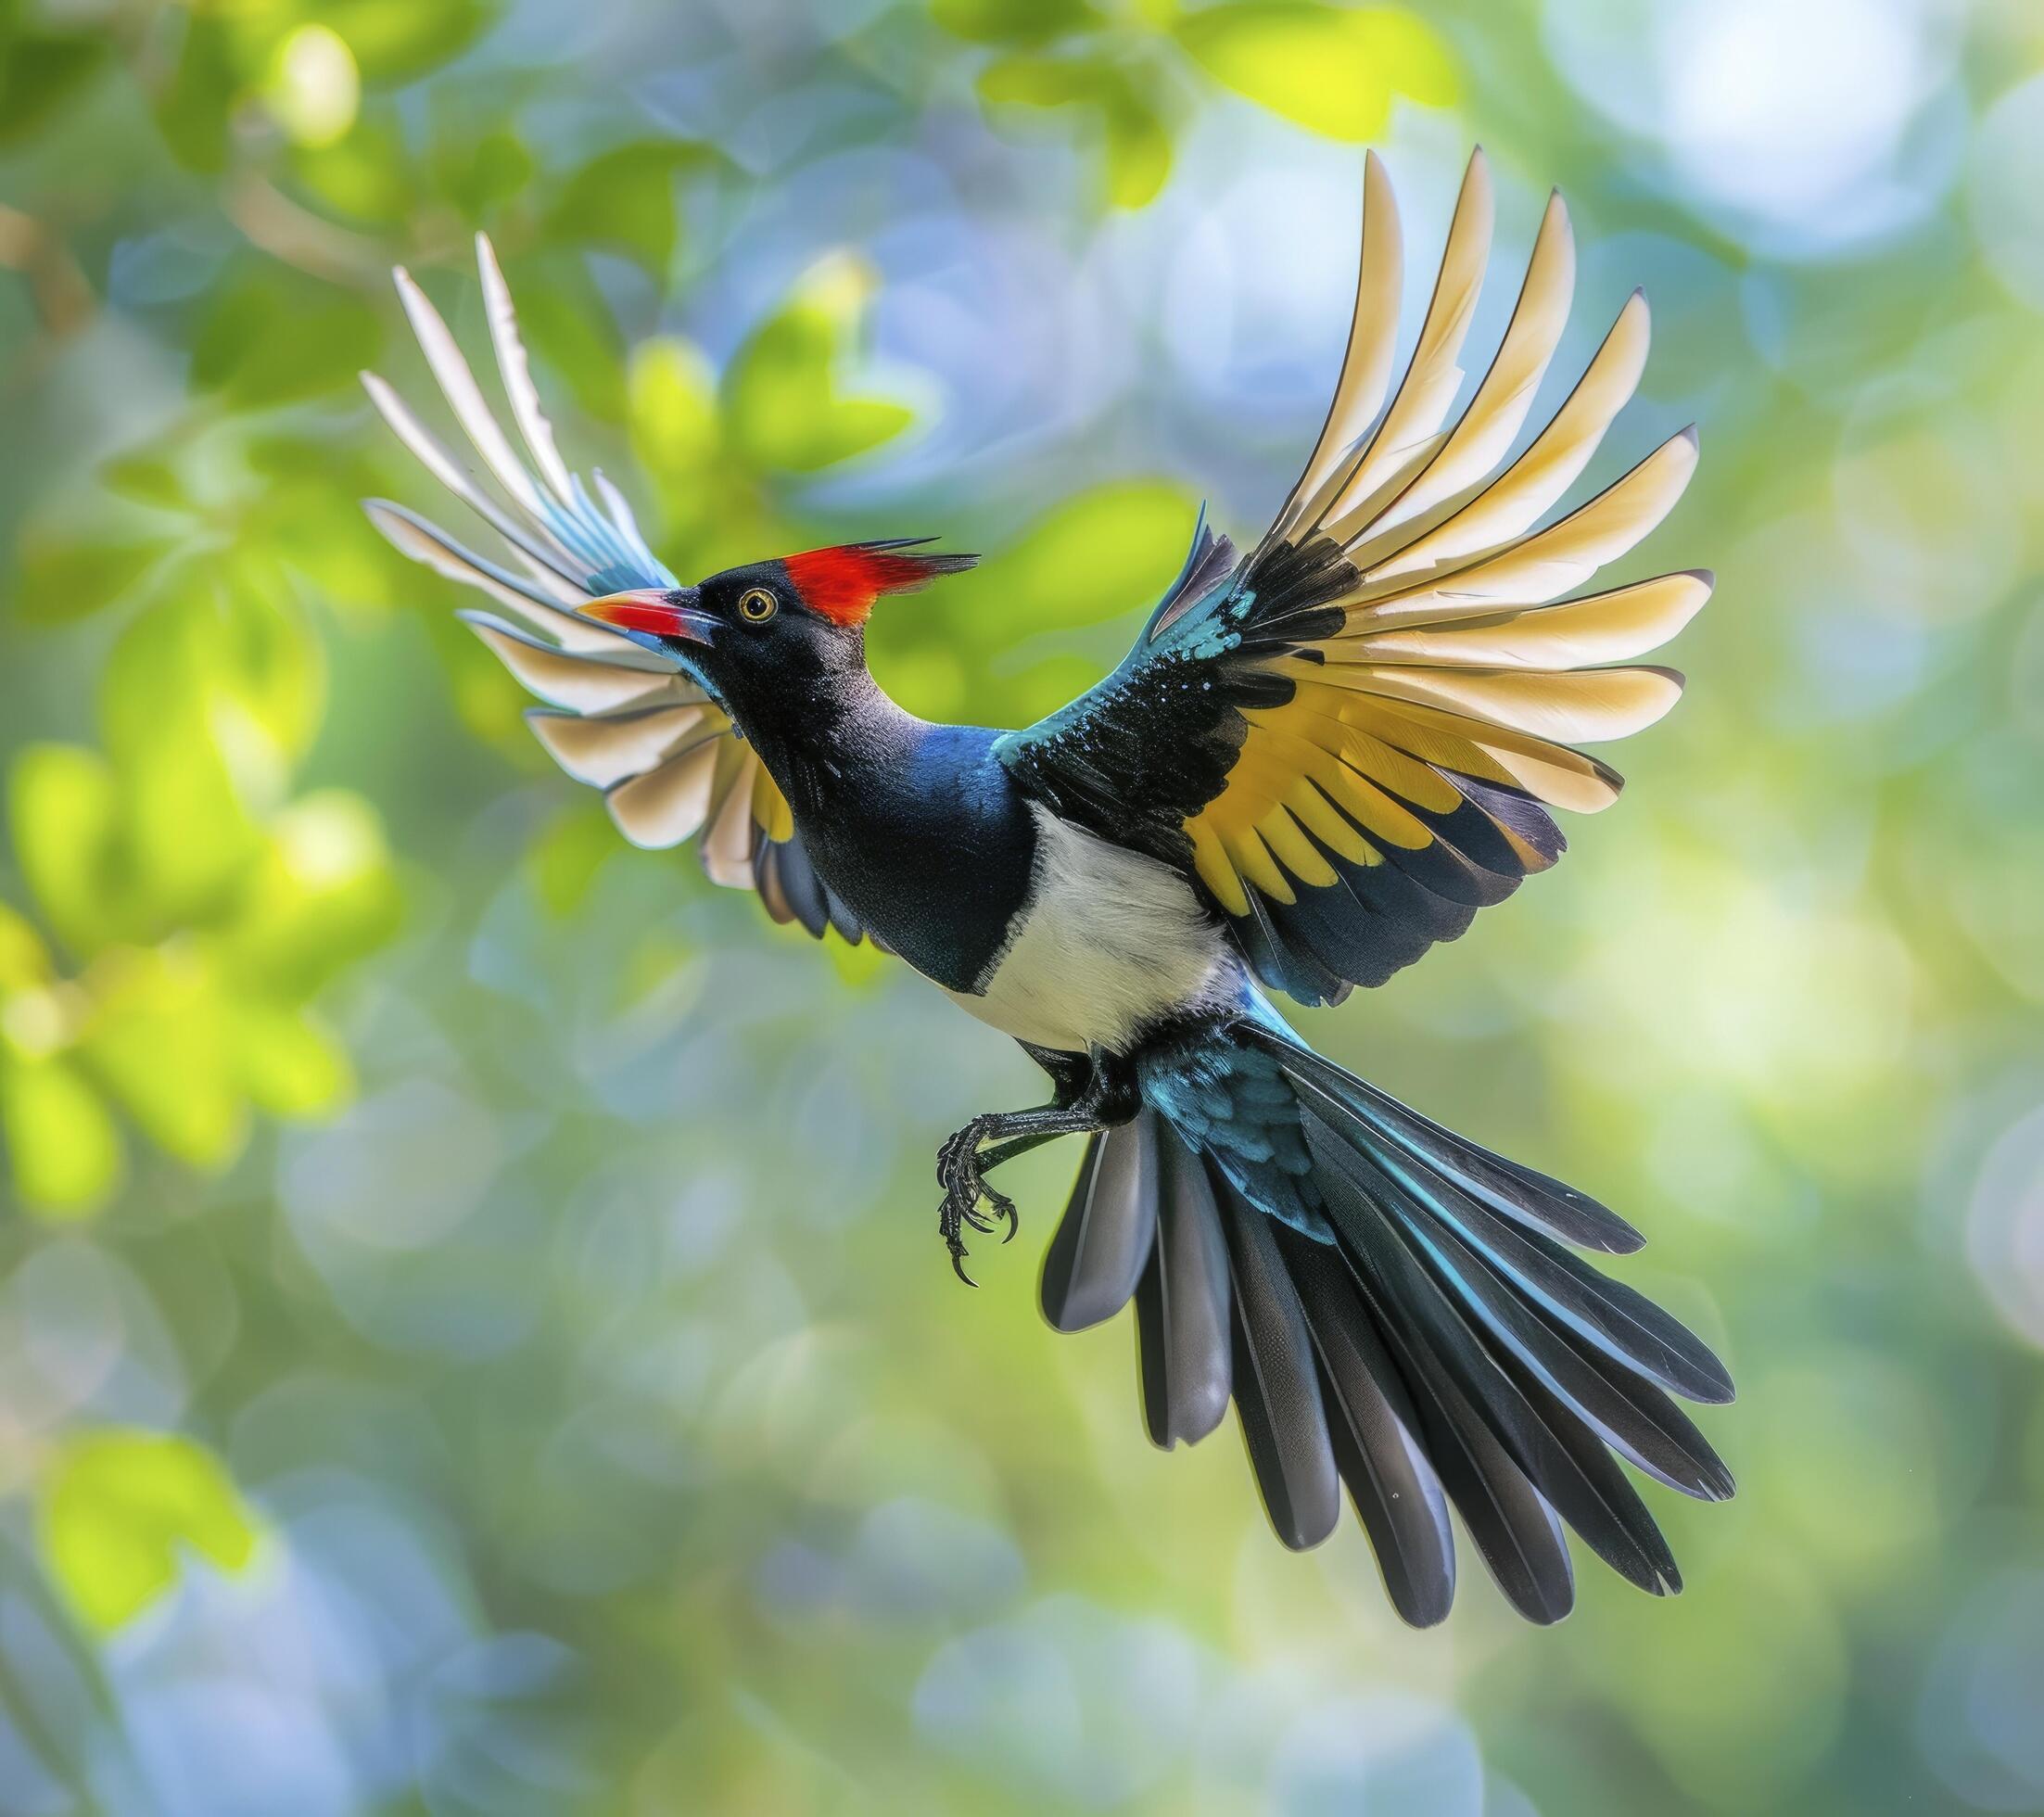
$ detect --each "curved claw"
[949,1249,978,1288]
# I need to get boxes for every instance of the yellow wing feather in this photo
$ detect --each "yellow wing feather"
[1181,150,1704,974]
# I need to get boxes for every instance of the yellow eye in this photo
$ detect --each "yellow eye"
[737,587,778,623]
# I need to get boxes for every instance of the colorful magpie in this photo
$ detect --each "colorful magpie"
[363,148,1732,1626]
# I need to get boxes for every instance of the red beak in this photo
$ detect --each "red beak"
[578,586,715,642]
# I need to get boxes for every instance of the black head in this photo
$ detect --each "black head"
[579,541,976,724]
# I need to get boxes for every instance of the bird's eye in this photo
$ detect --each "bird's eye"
[737,588,778,623]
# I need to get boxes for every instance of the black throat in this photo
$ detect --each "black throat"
[716,637,1039,993]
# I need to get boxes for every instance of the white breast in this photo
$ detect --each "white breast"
[942,804,1235,1054]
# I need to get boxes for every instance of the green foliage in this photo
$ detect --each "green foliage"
[949,0,1459,205]
[313,0,493,84]
[978,53,1175,207]
[192,271,383,408]
[10,530,175,628]
[963,479,1198,631]
[544,140,706,276]
[724,254,915,473]
[1174,3,1458,139]
[0,23,107,148]
[36,1430,260,1633]
[933,0,1100,47]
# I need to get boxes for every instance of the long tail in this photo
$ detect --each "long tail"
[1038,1022,1733,1627]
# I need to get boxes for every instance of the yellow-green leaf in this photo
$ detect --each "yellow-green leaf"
[977,52,1103,108]
[1102,82,1173,208]
[222,792,402,998]
[0,901,52,993]
[725,257,915,474]
[9,744,123,957]
[316,0,490,83]
[235,1001,353,1119]
[37,1430,260,1633]
[191,270,382,407]
[628,337,721,498]
[1175,3,1457,140]
[0,32,108,147]
[84,947,248,1170]
[1,1055,123,1219]
[11,529,174,626]
[933,0,1099,47]
[527,804,620,920]
[544,141,702,276]
[953,479,1198,633]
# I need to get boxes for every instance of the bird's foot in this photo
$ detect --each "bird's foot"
[935,1114,1019,1287]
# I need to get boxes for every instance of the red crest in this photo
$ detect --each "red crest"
[781,540,979,628]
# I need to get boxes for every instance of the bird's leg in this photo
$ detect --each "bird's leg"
[935,1104,1106,1286]
[935,1047,1142,1285]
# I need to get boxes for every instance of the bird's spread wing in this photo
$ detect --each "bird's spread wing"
[362,236,865,945]
[997,149,1708,1005]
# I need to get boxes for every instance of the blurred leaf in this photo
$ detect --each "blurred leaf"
[977,51,1101,108]
[725,257,913,474]
[84,947,247,1169]
[121,739,259,931]
[1174,3,1457,140]
[1,1054,121,1219]
[1100,80,1172,208]
[97,583,323,925]
[37,1430,259,1633]
[513,273,628,423]
[1004,650,1112,726]
[9,744,122,957]
[235,1001,353,1117]
[0,901,51,991]
[191,271,381,408]
[933,0,1098,46]
[248,477,401,610]
[99,451,190,513]
[961,479,1195,631]
[527,804,619,919]
[628,337,720,496]
[103,575,325,776]
[0,31,108,147]
[290,116,417,225]
[977,55,1173,208]
[431,124,534,221]
[318,0,492,83]
[543,140,702,276]
[11,529,175,626]
[153,14,239,174]
[222,791,401,998]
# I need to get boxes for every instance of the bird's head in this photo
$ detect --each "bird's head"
[579,540,977,718]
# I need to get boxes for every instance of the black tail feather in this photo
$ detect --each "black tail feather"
[1270,1045,1732,1403]
[1037,1025,1732,1627]
[1262,1036,1646,1254]
[1132,1132,1233,1448]
[1041,1113,1160,1333]
[1403,1194,1733,1499]
[1212,1170,1342,1551]
[1310,1118,1680,1598]
[1320,1195,1578,1623]
[1278,1226,1456,1627]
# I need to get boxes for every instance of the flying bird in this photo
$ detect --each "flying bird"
[362,147,1732,1627]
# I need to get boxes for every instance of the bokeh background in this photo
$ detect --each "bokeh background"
[1,0,2041,1811]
